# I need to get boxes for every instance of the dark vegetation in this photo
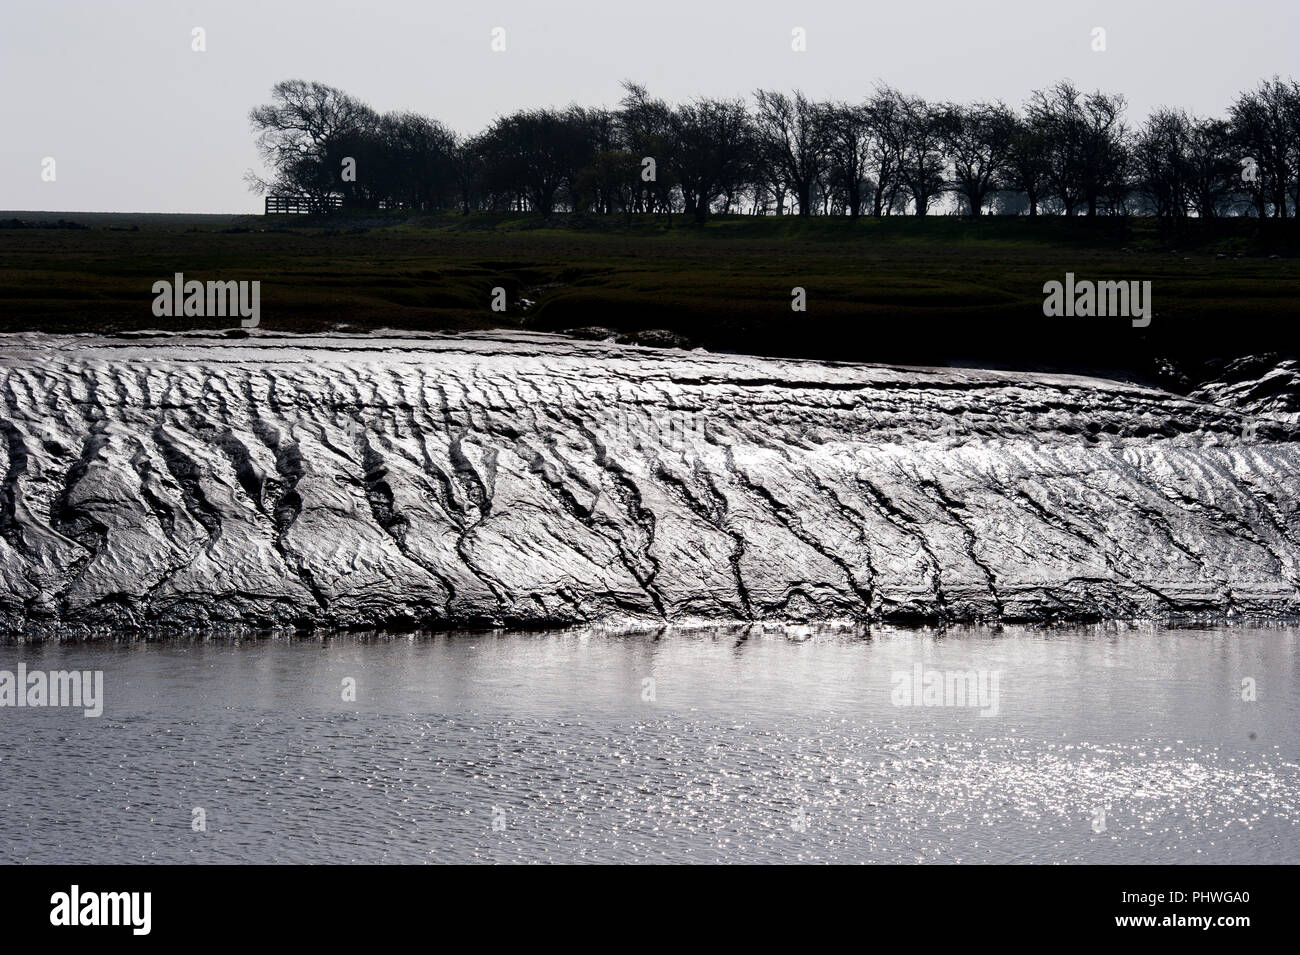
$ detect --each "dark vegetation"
[247,77,1300,221]
[0,211,1295,395]
[2,76,1296,395]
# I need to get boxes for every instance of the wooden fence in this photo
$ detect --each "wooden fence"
[264,195,343,215]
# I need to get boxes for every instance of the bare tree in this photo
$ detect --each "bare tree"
[823,102,874,218]
[753,90,830,216]
[1132,109,1196,216]
[669,97,755,223]
[1185,117,1241,218]
[895,94,947,215]
[865,88,907,216]
[1001,112,1051,216]
[249,75,1298,221]
[474,108,596,215]
[375,112,460,210]
[1029,81,1128,215]
[1230,76,1300,218]
[248,80,378,204]
[618,82,678,219]
[1028,82,1086,214]
[1081,90,1129,215]
[940,102,1016,215]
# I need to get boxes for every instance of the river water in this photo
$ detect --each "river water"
[2,625,1297,864]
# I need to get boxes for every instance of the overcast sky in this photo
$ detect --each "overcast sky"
[2,0,1297,213]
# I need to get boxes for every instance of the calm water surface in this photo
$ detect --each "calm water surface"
[2,625,1297,864]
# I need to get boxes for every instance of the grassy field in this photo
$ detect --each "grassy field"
[1,210,1296,380]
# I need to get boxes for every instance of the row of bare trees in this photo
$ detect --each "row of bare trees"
[248,77,1300,220]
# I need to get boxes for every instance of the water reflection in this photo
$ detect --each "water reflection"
[1,624,1297,863]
